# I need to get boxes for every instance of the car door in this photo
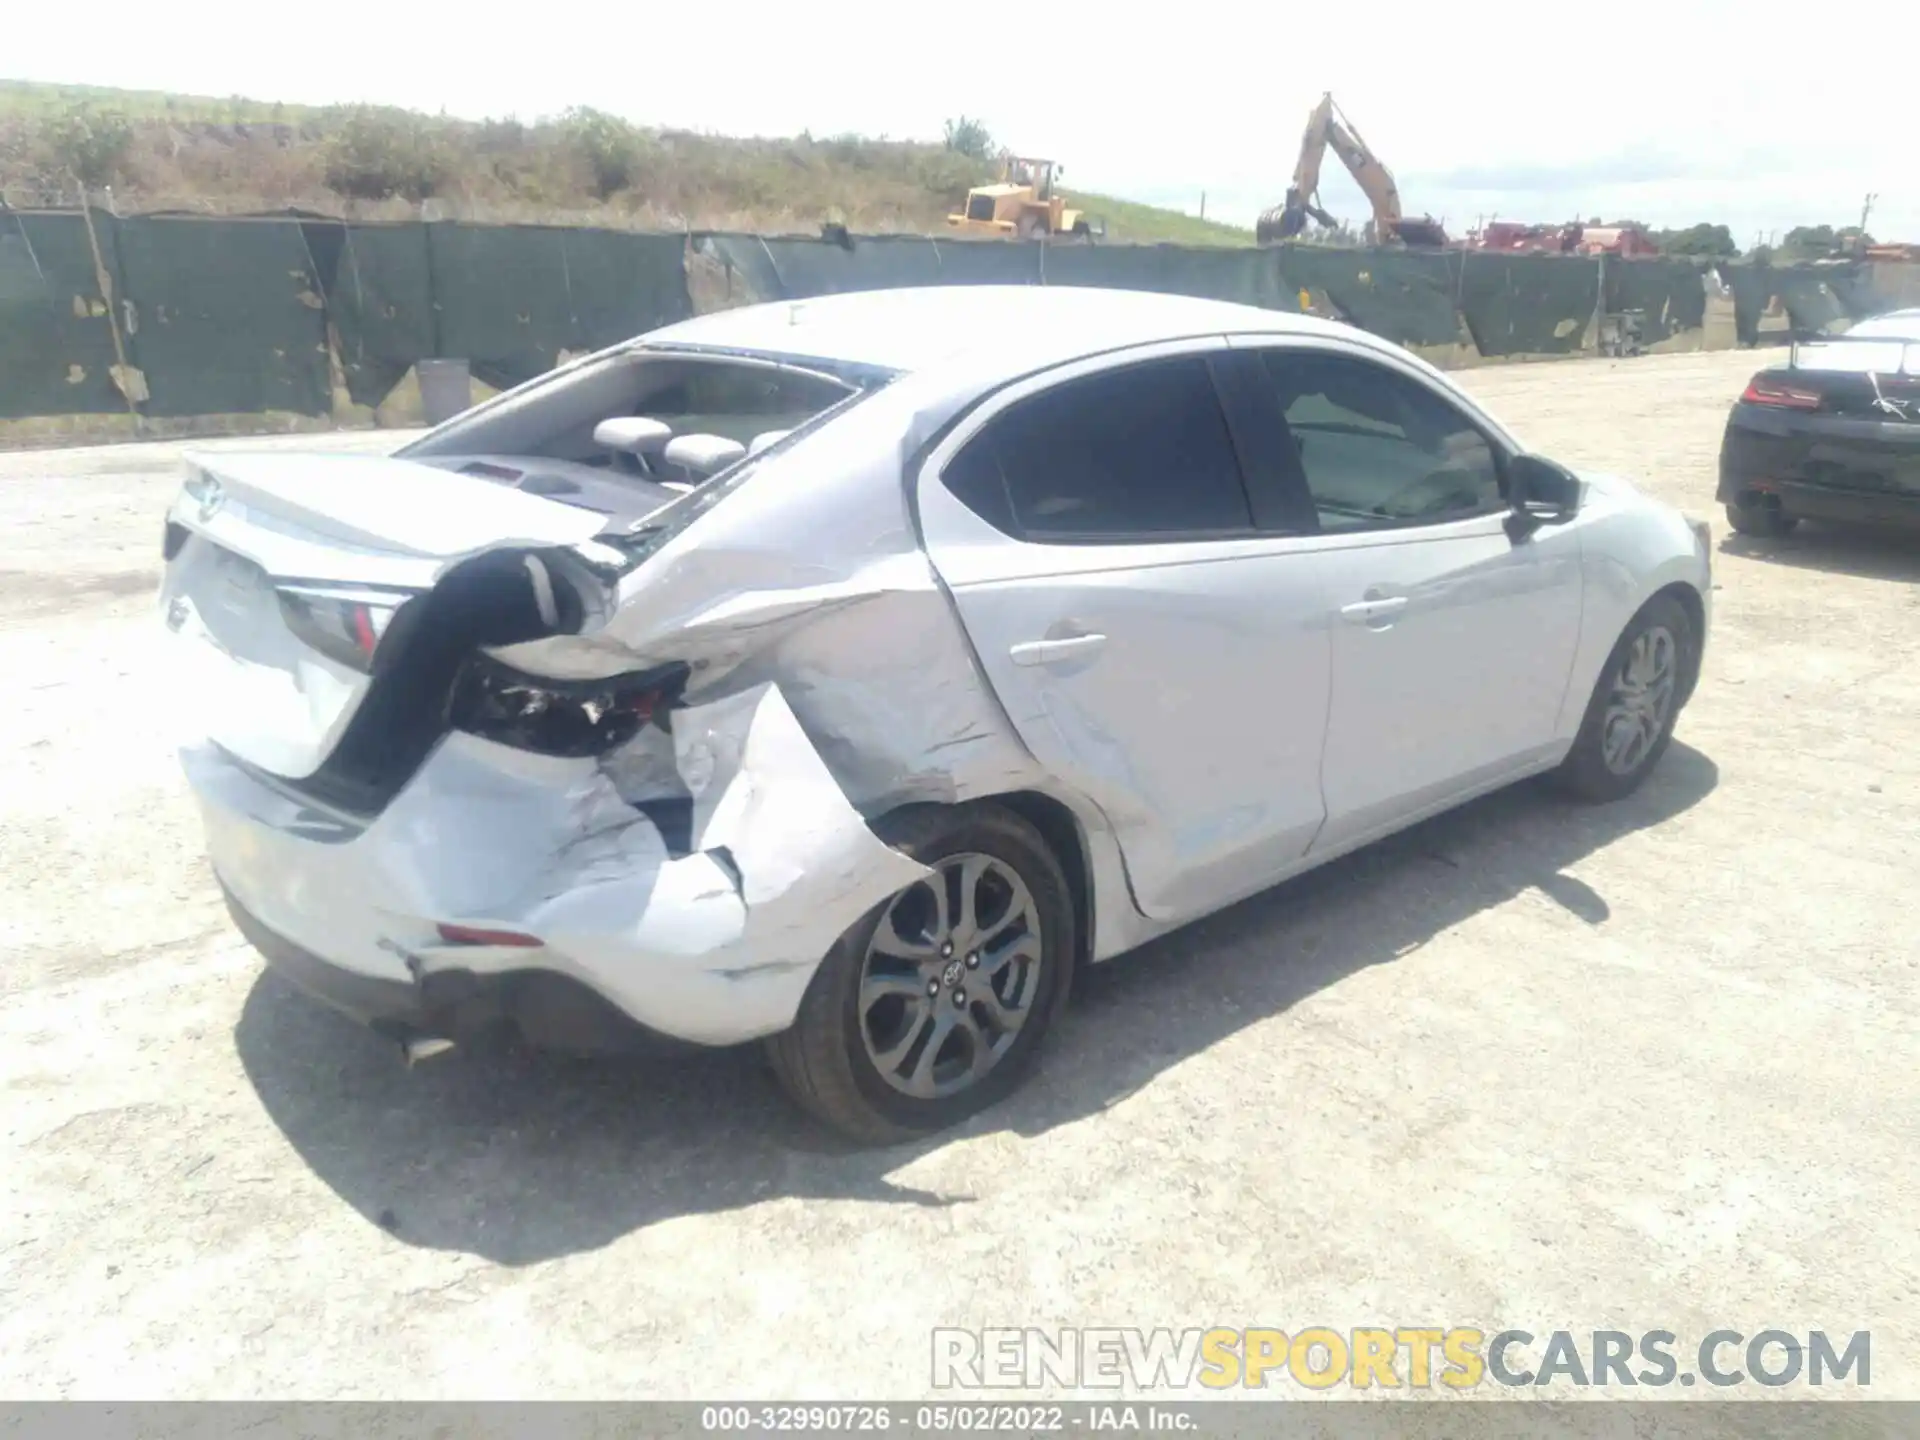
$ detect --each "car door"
[1231,341,1586,855]
[915,343,1351,923]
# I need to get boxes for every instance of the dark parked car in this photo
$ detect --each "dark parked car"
[1719,307,1920,536]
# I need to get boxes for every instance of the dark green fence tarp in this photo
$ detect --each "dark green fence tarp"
[114,216,332,416]
[419,224,694,392]
[1728,264,1775,346]
[1040,243,1293,311]
[298,218,347,304]
[1273,246,1462,348]
[1457,253,1600,356]
[557,230,695,353]
[0,211,128,418]
[1820,262,1883,324]
[698,233,1039,303]
[426,224,579,391]
[694,234,786,304]
[329,223,435,408]
[1603,257,1708,342]
[925,236,1046,288]
[1770,266,1850,335]
[1725,261,1873,345]
[15,211,1920,425]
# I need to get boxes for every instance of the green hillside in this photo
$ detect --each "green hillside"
[0,79,1255,245]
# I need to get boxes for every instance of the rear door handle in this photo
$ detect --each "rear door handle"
[1010,633,1108,667]
[1339,596,1409,626]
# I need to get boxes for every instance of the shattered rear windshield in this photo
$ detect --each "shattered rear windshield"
[607,356,894,566]
[639,365,854,447]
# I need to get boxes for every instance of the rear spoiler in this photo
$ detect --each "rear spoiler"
[1787,327,1918,373]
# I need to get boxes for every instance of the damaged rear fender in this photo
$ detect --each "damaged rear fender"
[202,679,932,1048]
[458,680,936,1042]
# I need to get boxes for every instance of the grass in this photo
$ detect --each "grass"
[0,79,324,124]
[0,79,1255,245]
[1076,192,1253,247]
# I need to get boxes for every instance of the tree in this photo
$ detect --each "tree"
[1779,224,1837,260]
[942,116,994,162]
[35,102,135,189]
[322,106,451,202]
[558,107,649,199]
[1658,222,1738,258]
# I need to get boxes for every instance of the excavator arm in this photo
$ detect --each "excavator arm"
[1288,94,1338,223]
[1257,94,1339,241]
[1322,107,1404,233]
[1257,92,1444,247]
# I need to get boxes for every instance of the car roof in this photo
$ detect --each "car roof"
[639,284,1377,376]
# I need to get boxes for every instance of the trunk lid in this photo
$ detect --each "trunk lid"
[160,451,618,784]
[171,450,611,581]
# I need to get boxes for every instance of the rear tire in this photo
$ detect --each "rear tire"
[1555,594,1695,803]
[765,803,1074,1145]
[1724,497,1798,537]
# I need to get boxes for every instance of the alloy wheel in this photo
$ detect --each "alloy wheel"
[1600,624,1677,776]
[858,853,1045,1100]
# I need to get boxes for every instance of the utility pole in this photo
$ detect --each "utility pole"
[1859,192,1877,243]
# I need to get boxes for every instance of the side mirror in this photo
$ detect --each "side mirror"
[594,416,672,457]
[1507,453,1582,529]
[663,433,747,478]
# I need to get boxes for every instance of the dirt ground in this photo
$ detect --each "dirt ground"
[2,349,1915,1401]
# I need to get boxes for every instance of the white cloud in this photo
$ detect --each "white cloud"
[9,0,1913,239]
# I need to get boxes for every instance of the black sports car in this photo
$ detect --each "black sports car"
[1718,307,1920,536]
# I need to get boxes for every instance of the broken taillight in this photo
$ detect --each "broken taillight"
[277,585,406,673]
[1740,374,1825,411]
[434,923,543,948]
[448,653,690,758]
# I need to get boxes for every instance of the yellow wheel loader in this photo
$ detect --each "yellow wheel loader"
[947,156,1105,242]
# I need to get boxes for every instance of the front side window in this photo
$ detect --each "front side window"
[1258,351,1505,531]
[942,356,1254,542]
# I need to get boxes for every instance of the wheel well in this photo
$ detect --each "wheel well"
[985,791,1094,971]
[1652,581,1706,706]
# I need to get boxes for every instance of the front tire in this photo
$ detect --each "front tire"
[1555,594,1695,803]
[765,803,1074,1144]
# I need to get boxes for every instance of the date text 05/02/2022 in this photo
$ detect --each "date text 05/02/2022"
[700,1404,1197,1432]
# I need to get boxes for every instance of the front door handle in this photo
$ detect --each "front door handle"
[1010,633,1108,667]
[1339,595,1409,627]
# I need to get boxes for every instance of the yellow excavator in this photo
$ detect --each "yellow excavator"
[1256,92,1448,248]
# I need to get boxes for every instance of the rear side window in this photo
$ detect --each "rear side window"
[1257,351,1504,531]
[944,356,1254,541]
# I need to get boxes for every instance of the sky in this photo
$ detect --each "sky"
[8,0,1914,243]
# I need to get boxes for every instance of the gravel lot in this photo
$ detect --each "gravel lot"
[2,349,1916,1401]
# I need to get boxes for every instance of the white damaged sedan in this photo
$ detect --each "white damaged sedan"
[161,286,1711,1141]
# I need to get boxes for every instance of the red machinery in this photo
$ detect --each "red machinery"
[1573,225,1661,257]
[1462,221,1660,257]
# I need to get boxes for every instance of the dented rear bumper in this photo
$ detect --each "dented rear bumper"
[185,683,931,1051]
[222,887,689,1055]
